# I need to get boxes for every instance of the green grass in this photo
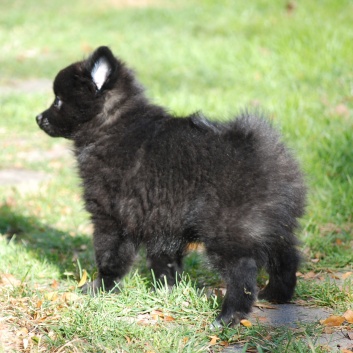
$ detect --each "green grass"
[1,0,353,352]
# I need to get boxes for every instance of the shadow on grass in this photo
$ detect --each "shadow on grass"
[0,204,223,288]
[0,204,95,279]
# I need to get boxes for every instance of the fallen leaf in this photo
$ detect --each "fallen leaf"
[125,336,131,344]
[303,271,317,279]
[36,316,50,323]
[240,319,252,327]
[78,270,88,287]
[209,335,220,345]
[51,279,59,289]
[230,334,240,342]
[347,332,353,340]
[343,272,353,280]
[151,310,163,316]
[137,313,158,326]
[151,310,164,320]
[340,349,353,353]
[17,327,28,337]
[182,337,189,344]
[164,315,175,322]
[321,315,345,327]
[220,341,229,347]
[324,327,334,334]
[62,292,80,302]
[343,310,353,324]
[0,273,21,286]
[255,302,277,309]
[44,292,58,301]
[295,299,309,306]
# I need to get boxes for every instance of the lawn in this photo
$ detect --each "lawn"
[0,0,352,352]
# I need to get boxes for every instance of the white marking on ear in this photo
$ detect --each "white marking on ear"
[91,57,111,90]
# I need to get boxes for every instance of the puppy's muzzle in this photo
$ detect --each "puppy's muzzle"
[36,114,43,125]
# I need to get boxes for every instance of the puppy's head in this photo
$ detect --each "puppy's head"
[36,46,122,139]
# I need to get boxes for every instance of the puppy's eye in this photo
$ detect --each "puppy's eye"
[54,97,63,109]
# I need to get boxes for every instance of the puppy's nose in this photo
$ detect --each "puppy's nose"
[36,114,42,124]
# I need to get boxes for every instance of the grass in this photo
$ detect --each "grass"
[1,0,353,352]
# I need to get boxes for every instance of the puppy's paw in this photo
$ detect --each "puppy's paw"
[80,279,103,296]
[211,311,246,329]
[80,278,120,295]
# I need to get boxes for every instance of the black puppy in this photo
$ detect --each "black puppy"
[36,46,306,326]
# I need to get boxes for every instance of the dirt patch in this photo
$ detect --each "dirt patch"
[0,78,51,95]
[0,169,51,194]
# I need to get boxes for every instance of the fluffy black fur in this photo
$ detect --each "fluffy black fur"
[36,46,306,326]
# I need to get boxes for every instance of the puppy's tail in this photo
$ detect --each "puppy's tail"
[225,110,307,220]
[224,110,280,150]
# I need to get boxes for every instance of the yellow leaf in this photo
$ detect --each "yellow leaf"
[220,341,230,347]
[240,319,252,327]
[342,272,353,280]
[78,270,88,287]
[62,292,80,302]
[124,336,131,344]
[17,327,28,337]
[44,292,58,301]
[209,335,220,345]
[303,271,317,279]
[343,309,353,324]
[164,315,175,322]
[151,310,164,317]
[341,349,353,353]
[321,315,345,327]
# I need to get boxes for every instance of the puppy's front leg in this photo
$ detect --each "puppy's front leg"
[81,218,137,295]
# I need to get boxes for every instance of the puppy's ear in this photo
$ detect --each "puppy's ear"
[86,46,118,91]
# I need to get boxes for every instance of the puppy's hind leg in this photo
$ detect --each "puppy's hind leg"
[258,242,300,303]
[211,256,258,327]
